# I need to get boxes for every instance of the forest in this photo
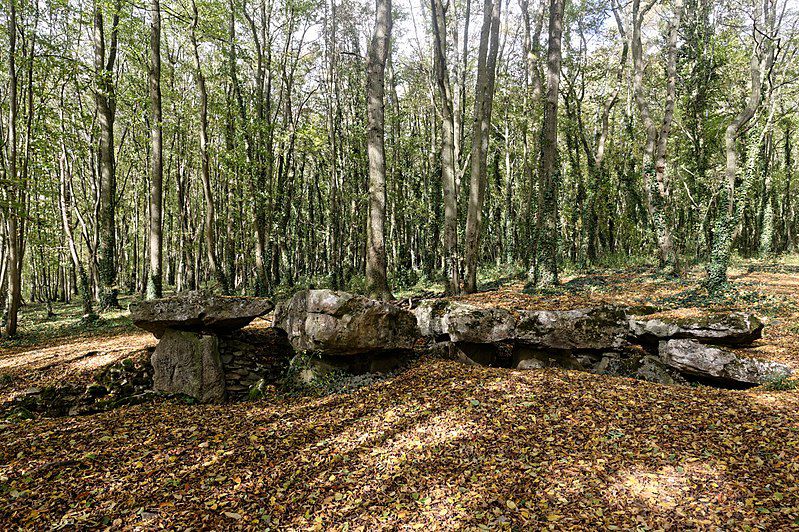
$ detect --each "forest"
[0,0,796,324]
[2,0,799,528]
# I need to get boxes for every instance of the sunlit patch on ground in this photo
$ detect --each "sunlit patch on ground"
[610,463,724,514]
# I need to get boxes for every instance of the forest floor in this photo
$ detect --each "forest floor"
[2,259,799,529]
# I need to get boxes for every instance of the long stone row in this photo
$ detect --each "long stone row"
[413,299,789,387]
[131,289,793,402]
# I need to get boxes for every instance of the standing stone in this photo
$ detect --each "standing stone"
[151,329,226,402]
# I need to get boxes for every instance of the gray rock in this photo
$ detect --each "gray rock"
[414,300,515,343]
[512,345,586,370]
[130,291,274,339]
[635,355,682,385]
[629,312,764,346]
[515,358,546,370]
[274,289,419,356]
[151,329,226,402]
[415,301,628,351]
[659,339,792,386]
[515,306,628,350]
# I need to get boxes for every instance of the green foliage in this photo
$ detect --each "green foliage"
[761,376,799,391]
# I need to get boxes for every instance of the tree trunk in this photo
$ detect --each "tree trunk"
[431,0,460,295]
[531,0,564,287]
[706,0,774,292]
[629,0,682,275]
[365,0,393,300]
[4,0,21,336]
[463,0,501,293]
[147,0,163,299]
[239,0,271,295]
[190,0,230,294]
[59,108,95,320]
[94,0,121,309]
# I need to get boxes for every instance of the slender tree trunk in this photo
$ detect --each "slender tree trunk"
[431,0,460,294]
[4,0,21,336]
[239,0,270,295]
[190,0,230,294]
[531,0,564,286]
[781,121,794,252]
[463,0,501,293]
[365,0,392,300]
[59,112,95,319]
[629,0,681,274]
[147,0,163,299]
[760,132,775,255]
[94,0,121,309]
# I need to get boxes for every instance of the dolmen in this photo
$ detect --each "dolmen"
[414,300,791,388]
[130,291,283,402]
[131,289,793,401]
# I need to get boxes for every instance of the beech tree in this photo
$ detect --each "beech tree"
[431,0,460,295]
[463,0,501,293]
[147,0,164,300]
[93,0,121,309]
[707,0,779,291]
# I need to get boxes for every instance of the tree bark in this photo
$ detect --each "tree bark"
[706,0,775,292]
[365,0,393,300]
[147,0,163,299]
[94,0,121,309]
[431,0,460,295]
[59,103,95,319]
[531,0,564,286]
[463,0,501,293]
[629,0,682,275]
[4,0,21,336]
[190,0,230,294]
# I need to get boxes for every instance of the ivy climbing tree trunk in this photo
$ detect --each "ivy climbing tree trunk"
[628,0,682,275]
[531,0,564,287]
[706,0,775,292]
[94,0,121,309]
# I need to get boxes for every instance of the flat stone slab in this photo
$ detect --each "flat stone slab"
[130,291,274,339]
[274,289,419,356]
[414,300,629,350]
[628,312,764,346]
[659,339,792,386]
